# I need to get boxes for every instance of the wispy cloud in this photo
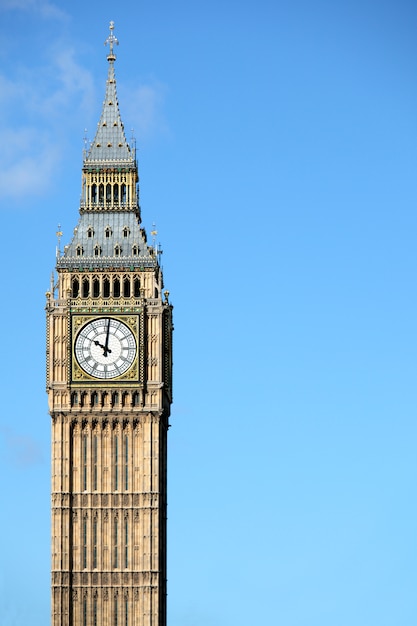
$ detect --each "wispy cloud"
[1,0,68,20]
[0,425,44,467]
[0,45,94,200]
[120,80,169,141]
[0,4,168,203]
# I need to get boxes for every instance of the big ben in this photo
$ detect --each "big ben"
[46,22,173,626]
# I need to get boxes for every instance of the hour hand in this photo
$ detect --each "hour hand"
[94,339,112,355]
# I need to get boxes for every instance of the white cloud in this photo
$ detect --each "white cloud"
[0,0,68,20]
[0,46,95,201]
[120,80,169,141]
[0,425,44,467]
[0,127,60,196]
[42,47,96,118]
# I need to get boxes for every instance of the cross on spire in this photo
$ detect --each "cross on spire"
[105,21,119,60]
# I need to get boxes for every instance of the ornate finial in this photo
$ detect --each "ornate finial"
[56,224,63,258]
[151,223,158,252]
[105,21,119,61]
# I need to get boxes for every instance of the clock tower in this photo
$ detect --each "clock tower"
[46,23,173,626]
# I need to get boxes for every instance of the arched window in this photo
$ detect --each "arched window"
[91,184,97,203]
[132,245,139,256]
[83,515,88,568]
[82,435,88,492]
[134,278,140,297]
[93,278,100,298]
[121,184,126,203]
[124,436,129,492]
[103,277,110,298]
[82,278,89,298]
[123,277,130,297]
[114,436,119,492]
[93,515,98,568]
[87,227,94,238]
[123,227,130,238]
[71,392,79,407]
[105,226,112,238]
[106,183,111,203]
[94,245,101,257]
[72,277,79,298]
[114,245,122,257]
[93,436,98,492]
[113,183,119,203]
[76,245,83,257]
[99,183,104,203]
[124,515,129,566]
[113,277,120,298]
[112,391,119,407]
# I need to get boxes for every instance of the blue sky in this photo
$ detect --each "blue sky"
[0,0,416,624]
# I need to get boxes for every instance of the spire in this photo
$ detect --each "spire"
[85,22,133,165]
[105,20,118,61]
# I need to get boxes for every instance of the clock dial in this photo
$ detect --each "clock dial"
[74,317,137,379]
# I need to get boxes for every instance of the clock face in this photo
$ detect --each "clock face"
[74,317,137,379]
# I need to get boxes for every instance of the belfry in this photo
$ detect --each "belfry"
[46,22,173,626]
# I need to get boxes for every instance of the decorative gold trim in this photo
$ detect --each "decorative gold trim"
[71,314,139,384]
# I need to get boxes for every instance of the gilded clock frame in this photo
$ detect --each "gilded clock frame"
[71,313,141,385]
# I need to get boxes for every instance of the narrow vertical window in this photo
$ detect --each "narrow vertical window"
[114,517,119,569]
[123,277,130,297]
[93,278,100,297]
[99,183,104,203]
[83,597,87,626]
[91,183,97,203]
[124,518,128,569]
[121,183,126,203]
[114,435,119,490]
[83,434,88,491]
[113,277,120,298]
[114,597,118,626]
[106,183,112,202]
[103,277,110,298]
[114,183,119,203]
[125,599,128,626]
[72,277,79,298]
[82,278,89,298]
[93,435,98,491]
[83,517,88,569]
[93,596,98,626]
[124,435,129,491]
[93,516,98,569]
[134,277,140,297]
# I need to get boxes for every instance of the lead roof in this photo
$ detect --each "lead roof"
[57,24,156,271]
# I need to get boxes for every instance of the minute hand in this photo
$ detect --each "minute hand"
[103,319,112,356]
